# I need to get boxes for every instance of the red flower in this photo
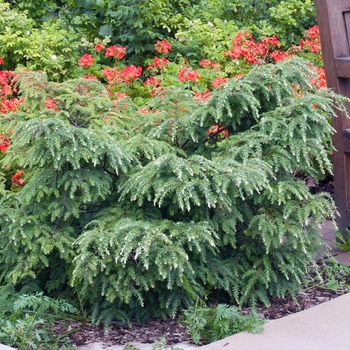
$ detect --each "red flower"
[78,54,94,67]
[45,98,59,112]
[225,31,280,64]
[178,68,200,82]
[114,92,128,100]
[269,50,287,62]
[144,77,161,87]
[12,170,25,187]
[306,25,319,39]
[0,57,3,65]
[194,88,212,102]
[95,43,105,52]
[119,65,142,83]
[199,60,214,68]
[186,70,200,82]
[211,76,228,89]
[147,57,169,71]
[154,40,172,54]
[105,45,126,59]
[102,66,142,85]
[83,74,98,81]
[0,134,9,152]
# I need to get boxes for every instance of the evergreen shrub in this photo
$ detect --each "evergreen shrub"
[0,58,345,320]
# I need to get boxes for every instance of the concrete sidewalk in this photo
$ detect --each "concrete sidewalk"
[201,293,350,350]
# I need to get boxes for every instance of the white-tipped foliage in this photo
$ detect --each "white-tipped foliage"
[0,59,345,319]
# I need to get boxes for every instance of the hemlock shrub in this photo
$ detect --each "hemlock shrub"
[0,58,345,320]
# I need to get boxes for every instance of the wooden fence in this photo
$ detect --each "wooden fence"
[315,0,350,235]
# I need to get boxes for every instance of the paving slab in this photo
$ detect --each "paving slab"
[200,292,350,350]
[333,252,350,266]
[0,345,16,350]
[77,341,199,350]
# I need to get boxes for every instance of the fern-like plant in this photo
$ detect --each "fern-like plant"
[0,58,346,321]
[181,301,265,344]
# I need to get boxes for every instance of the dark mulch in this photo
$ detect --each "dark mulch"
[61,284,348,347]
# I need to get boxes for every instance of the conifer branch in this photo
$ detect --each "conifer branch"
[103,153,119,178]
[202,124,231,144]
[179,138,189,148]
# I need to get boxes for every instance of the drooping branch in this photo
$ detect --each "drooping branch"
[180,123,232,152]
[103,153,119,178]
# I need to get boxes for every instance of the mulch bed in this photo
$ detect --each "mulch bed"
[61,283,349,348]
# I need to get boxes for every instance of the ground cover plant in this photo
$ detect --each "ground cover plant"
[0,0,346,348]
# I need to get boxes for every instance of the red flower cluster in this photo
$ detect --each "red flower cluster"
[119,65,142,83]
[102,65,142,85]
[178,68,201,82]
[114,92,129,100]
[105,45,126,59]
[78,54,94,67]
[194,88,212,102]
[0,70,23,114]
[83,74,98,81]
[269,50,287,62]
[310,66,326,89]
[154,40,172,54]
[225,31,281,64]
[45,97,59,111]
[0,134,9,152]
[300,25,321,55]
[1,98,23,114]
[144,77,161,87]
[211,76,228,89]
[0,71,15,96]
[0,57,3,65]
[147,57,169,71]
[151,87,166,98]
[199,60,221,71]
[95,43,105,52]
[12,170,24,187]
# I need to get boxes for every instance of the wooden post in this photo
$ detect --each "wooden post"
[315,0,350,235]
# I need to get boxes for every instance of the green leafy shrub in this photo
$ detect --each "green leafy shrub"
[0,58,345,322]
[0,1,82,79]
[57,0,195,65]
[172,0,316,65]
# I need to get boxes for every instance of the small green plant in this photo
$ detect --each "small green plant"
[308,257,350,292]
[333,229,350,252]
[181,301,265,345]
[150,336,184,350]
[0,290,79,350]
[123,336,184,350]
